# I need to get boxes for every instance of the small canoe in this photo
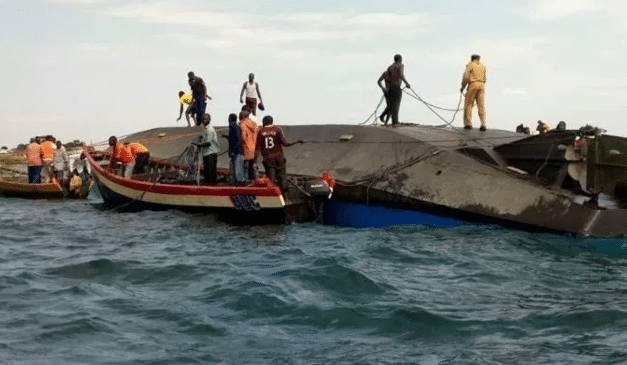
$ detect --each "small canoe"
[0,178,92,200]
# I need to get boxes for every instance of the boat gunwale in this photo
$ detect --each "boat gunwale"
[83,144,283,198]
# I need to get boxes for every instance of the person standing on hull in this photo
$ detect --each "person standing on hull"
[377,70,391,125]
[177,91,195,127]
[255,115,304,194]
[379,54,411,127]
[187,71,212,126]
[239,73,264,116]
[25,138,43,184]
[460,54,487,131]
[193,114,219,185]
[239,109,258,182]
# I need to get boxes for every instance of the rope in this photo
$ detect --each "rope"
[358,85,465,135]
[403,88,464,133]
[359,95,386,125]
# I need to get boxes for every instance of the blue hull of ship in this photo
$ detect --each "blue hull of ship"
[324,199,465,228]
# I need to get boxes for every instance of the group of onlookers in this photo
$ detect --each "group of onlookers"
[515,120,567,135]
[184,70,302,194]
[195,106,302,193]
[25,135,69,184]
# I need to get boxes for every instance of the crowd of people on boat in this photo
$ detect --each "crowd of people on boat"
[192,104,303,193]
[24,135,86,192]
[110,67,302,195]
[174,71,302,193]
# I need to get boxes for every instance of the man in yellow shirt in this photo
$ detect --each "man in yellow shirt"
[460,54,487,131]
[177,91,195,127]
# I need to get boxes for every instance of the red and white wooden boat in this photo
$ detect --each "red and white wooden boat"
[83,144,332,223]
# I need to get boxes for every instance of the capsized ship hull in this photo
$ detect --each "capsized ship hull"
[277,125,627,237]
[120,124,627,237]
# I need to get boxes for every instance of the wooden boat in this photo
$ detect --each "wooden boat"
[83,144,332,223]
[0,165,92,200]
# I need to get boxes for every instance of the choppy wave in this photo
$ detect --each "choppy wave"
[1,196,627,364]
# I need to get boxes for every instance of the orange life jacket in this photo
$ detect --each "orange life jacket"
[40,141,56,161]
[114,142,135,164]
[127,142,149,156]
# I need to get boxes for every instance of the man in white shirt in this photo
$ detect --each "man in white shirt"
[193,113,219,185]
[239,73,264,116]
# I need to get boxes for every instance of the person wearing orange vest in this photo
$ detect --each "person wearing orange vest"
[239,109,258,182]
[108,136,136,178]
[40,135,57,182]
[25,137,44,183]
[125,142,150,173]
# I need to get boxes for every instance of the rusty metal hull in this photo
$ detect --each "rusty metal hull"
[121,124,627,237]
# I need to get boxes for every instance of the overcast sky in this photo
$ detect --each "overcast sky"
[1,0,626,148]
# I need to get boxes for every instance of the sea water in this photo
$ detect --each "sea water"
[1,195,627,364]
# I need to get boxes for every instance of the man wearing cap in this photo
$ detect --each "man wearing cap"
[461,54,487,131]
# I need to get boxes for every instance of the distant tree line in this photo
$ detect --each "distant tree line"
[13,139,82,151]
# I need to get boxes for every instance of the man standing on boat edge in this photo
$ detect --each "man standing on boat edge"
[222,113,246,185]
[239,109,258,182]
[255,115,304,194]
[461,54,487,131]
[193,113,219,185]
[378,54,411,127]
[188,71,212,127]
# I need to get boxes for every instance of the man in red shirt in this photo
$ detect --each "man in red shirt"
[255,115,303,193]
